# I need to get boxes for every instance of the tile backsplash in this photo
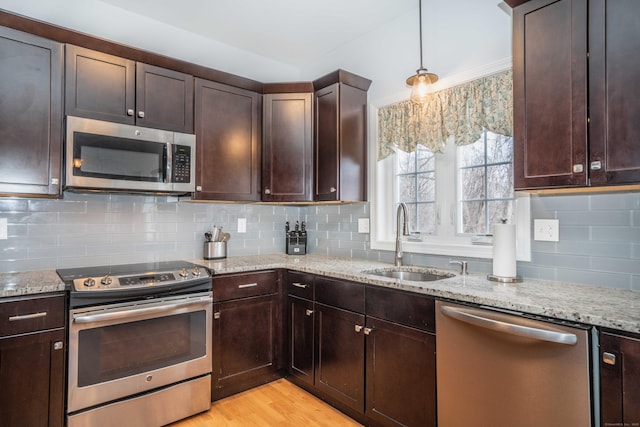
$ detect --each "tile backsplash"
[0,191,638,291]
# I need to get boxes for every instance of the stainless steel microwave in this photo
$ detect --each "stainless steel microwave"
[65,116,195,195]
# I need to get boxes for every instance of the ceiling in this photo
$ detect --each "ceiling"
[98,0,417,67]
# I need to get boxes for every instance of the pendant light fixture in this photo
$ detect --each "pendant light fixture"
[406,0,438,104]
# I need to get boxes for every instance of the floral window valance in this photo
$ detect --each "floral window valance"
[378,69,513,159]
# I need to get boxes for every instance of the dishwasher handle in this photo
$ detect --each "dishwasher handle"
[440,305,578,345]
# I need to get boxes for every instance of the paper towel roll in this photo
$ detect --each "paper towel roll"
[492,223,516,278]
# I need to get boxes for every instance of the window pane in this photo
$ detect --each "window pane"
[458,140,485,167]
[487,164,514,199]
[460,167,485,200]
[398,175,416,202]
[416,172,435,201]
[416,146,435,171]
[397,149,416,174]
[461,201,485,234]
[487,133,513,164]
[405,203,418,232]
[488,201,514,232]
[416,203,436,235]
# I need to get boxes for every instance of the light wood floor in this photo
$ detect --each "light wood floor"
[168,379,363,427]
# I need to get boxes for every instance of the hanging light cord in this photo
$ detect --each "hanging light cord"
[418,0,424,71]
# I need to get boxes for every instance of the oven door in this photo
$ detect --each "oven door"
[68,292,212,413]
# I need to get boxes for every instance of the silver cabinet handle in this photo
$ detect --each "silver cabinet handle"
[238,283,258,289]
[354,325,363,333]
[364,327,373,335]
[305,309,314,316]
[330,187,337,193]
[138,111,145,118]
[602,352,616,365]
[53,341,64,350]
[292,282,308,289]
[214,312,221,320]
[440,305,577,345]
[127,108,134,116]
[9,312,47,321]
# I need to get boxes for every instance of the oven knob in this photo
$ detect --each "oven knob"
[101,275,113,285]
[192,267,201,276]
[83,278,96,287]
[179,268,189,277]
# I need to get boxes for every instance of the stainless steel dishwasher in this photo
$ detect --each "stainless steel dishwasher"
[436,301,597,427]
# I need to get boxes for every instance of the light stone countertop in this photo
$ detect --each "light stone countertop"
[1,254,638,335]
[195,253,640,335]
[0,269,67,297]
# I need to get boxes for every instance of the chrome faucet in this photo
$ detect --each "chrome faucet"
[395,203,410,267]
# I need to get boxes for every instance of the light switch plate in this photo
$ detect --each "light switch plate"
[534,219,559,242]
[0,218,7,240]
[237,218,246,233]
[358,218,370,233]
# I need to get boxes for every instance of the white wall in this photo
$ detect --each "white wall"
[0,0,301,82]
[300,0,512,104]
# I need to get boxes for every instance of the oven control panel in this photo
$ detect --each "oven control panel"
[71,266,207,292]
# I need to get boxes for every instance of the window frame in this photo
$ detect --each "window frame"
[368,63,530,262]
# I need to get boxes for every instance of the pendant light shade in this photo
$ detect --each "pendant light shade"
[406,0,438,104]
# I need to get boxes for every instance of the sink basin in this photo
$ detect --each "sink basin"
[363,267,454,282]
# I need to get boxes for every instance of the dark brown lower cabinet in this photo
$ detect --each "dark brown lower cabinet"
[212,293,281,400]
[288,295,315,387]
[600,331,640,426]
[365,317,436,427]
[315,303,366,413]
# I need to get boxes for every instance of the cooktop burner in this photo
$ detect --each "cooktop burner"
[58,261,212,307]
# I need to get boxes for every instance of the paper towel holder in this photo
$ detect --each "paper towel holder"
[487,274,522,283]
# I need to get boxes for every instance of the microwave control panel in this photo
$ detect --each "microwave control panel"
[172,145,191,183]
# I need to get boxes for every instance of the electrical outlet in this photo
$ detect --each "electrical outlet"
[358,218,370,233]
[0,218,6,240]
[237,218,246,233]
[534,219,559,242]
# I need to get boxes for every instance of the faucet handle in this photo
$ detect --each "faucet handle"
[449,260,468,275]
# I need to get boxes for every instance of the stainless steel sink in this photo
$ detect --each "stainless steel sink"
[363,267,454,282]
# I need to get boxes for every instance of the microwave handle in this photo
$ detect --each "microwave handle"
[164,143,171,183]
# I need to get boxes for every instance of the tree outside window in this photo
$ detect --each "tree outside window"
[395,144,436,235]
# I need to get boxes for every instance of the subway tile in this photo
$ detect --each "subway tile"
[517,263,556,280]
[590,192,640,210]
[632,275,640,291]
[29,199,86,213]
[554,240,631,258]
[591,226,640,242]
[537,194,590,211]
[531,252,590,270]
[558,225,591,241]
[0,199,28,212]
[555,268,631,290]
[0,258,55,273]
[590,257,640,275]
[556,210,631,227]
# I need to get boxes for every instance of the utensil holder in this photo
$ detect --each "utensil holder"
[204,241,226,260]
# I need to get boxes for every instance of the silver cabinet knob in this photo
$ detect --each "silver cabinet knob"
[573,164,584,173]
[590,161,602,171]
[330,187,337,193]
[305,309,314,316]
[364,327,373,335]
[602,352,616,365]
[354,325,363,333]
[127,109,134,116]
[264,188,271,195]
[138,111,145,118]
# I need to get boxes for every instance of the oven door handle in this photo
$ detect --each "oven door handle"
[73,298,210,324]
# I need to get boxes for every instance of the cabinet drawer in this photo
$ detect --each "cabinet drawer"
[0,294,65,337]
[315,276,364,314]
[287,271,314,300]
[213,271,278,302]
[366,286,435,333]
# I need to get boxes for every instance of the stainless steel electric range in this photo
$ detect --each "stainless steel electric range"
[57,261,213,427]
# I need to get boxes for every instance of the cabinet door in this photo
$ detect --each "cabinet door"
[600,332,640,426]
[262,93,313,202]
[365,317,436,427]
[135,63,194,133]
[0,27,63,197]
[212,294,279,399]
[589,0,640,185]
[287,296,314,386]
[0,329,65,427]
[513,0,588,189]
[194,78,261,201]
[314,83,367,201]
[65,44,135,124]
[315,303,365,413]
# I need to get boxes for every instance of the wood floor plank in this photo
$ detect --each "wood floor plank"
[168,379,363,427]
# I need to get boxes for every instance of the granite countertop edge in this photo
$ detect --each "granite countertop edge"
[1,254,637,335]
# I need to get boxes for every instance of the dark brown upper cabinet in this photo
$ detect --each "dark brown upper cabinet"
[65,45,194,133]
[0,27,63,197]
[262,90,313,202]
[513,0,640,190]
[313,71,371,202]
[194,78,261,201]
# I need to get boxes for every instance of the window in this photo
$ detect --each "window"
[396,144,437,235]
[457,131,514,235]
